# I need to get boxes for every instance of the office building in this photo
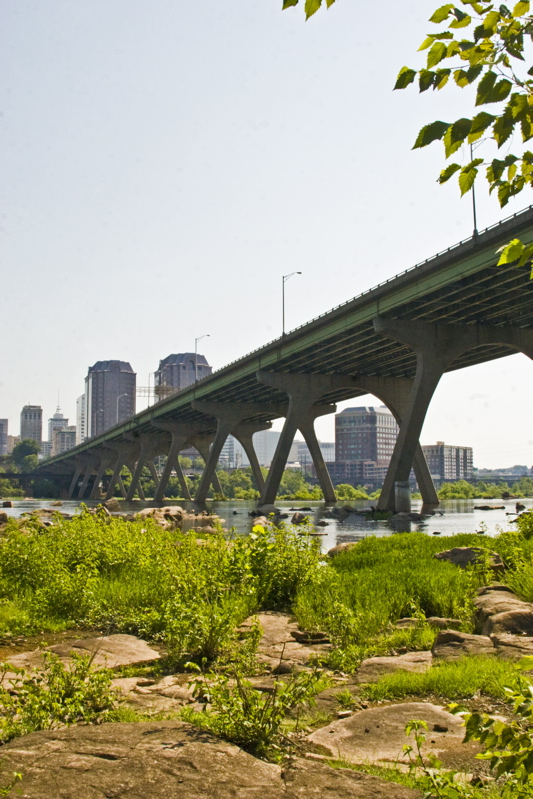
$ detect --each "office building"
[76,394,86,445]
[0,419,7,456]
[48,407,68,442]
[421,442,473,481]
[154,353,212,400]
[85,361,136,438]
[51,426,77,457]
[335,406,398,465]
[20,405,42,444]
[7,436,19,454]
[297,441,335,469]
[40,441,52,460]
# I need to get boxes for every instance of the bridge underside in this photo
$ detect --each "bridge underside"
[40,207,533,510]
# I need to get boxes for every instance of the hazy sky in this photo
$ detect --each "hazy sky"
[2,0,532,468]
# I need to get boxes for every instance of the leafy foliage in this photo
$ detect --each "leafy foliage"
[395,1,533,212]
[281,0,336,21]
[0,652,119,743]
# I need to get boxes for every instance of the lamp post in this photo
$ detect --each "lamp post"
[93,408,104,438]
[116,393,128,424]
[195,334,210,382]
[282,272,302,336]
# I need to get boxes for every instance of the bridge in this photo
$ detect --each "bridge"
[39,206,533,512]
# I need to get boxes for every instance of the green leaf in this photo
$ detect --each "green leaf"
[450,12,472,27]
[514,1,530,13]
[413,120,450,149]
[419,36,436,51]
[468,111,496,143]
[304,0,322,18]
[493,111,515,146]
[459,161,482,194]
[419,70,436,92]
[444,117,472,156]
[282,0,299,8]
[434,68,451,89]
[429,4,454,22]
[438,162,461,183]
[476,71,497,104]
[427,41,448,67]
[394,67,417,90]
[497,238,525,264]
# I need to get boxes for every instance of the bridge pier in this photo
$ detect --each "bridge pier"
[125,433,169,501]
[67,458,87,499]
[188,432,225,500]
[256,371,354,506]
[232,421,272,493]
[373,318,533,512]
[88,451,117,500]
[192,402,283,503]
[104,441,141,501]
[77,455,101,499]
[151,422,207,502]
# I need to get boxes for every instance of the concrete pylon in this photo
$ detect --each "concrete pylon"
[349,374,438,510]
[151,421,208,503]
[125,432,169,501]
[256,371,356,505]
[88,451,118,500]
[373,318,533,512]
[103,441,141,501]
[188,432,224,499]
[67,458,87,499]
[232,421,272,493]
[77,455,101,499]
[192,401,284,503]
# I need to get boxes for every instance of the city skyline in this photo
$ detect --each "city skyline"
[3,1,533,468]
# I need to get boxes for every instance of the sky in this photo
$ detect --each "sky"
[2,0,533,469]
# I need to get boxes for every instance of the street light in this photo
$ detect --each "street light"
[282,272,302,336]
[195,334,210,382]
[93,408,104,438]
[116,393,128,424]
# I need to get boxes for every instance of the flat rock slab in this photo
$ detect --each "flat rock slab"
[309,702,478,771]
[355,652,432,683]
[0,722,420,798]
[245,612,331,672]
[491,633,533,661]
[2,634,160,681]
[432,630,495,661]
[473,587,533,634]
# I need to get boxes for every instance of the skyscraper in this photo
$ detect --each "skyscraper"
[20,405,42,444]
[335,406,398,465]
[0,419,7,456]
[76,394,86,445]
[48,407,68,442]
[154,353,212,400]
[421,442,473,481]
[85,361,136,438]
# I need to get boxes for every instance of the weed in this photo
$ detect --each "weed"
[0,652,120,743]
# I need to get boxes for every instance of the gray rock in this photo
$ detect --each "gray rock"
[426,617,463,630]
[0,511,8,524]
[291,512,310,525]
[257,504,280,515]
[434,547,505,573]
[0,722,420,799]
[394,617,419,629]
[485,609,533,636]
[104,497,120,512]
[473,588,533,634]
[2,500,13,508]
[491,633,533,661]
[327,542,357,557]
[432,630,494,661]
[308,702,478,770]
[355,651,432,683]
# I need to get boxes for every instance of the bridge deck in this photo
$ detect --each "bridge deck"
[42,205,533,470]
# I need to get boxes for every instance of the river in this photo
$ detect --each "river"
[3,497,529,551]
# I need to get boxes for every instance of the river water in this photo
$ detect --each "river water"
[3,497,529,551]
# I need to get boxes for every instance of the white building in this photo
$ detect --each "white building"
[76,394,86,445]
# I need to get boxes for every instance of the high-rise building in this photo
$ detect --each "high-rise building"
[48,407,68,442]
[421,442,473,481]
[40,441,52,460]
[76,394,86,445]
[85,361,136,438]
[335,406,398,465]
[0,419,7,456]
[51,426,77,457]
[20,405,42,444]
[297,441,335,468]
[154,353,212,399]
[7,436,19,454]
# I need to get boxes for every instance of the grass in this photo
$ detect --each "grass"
[359,656,525,702]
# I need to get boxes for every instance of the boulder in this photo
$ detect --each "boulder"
[491,633,533,661]
[394,618,419,629]
[2,500,13,508]
[0,722,420,799]
[308,702,478,770]
[291,512,310,525]
[104,498,120,512]
[434,547,505,574]
[426,617,463,631]
[485,609,533,636]
[0,511,8,524]
[256,504,280,515]
[432,630,495,661]
[473,587,533,633]
[327,542,357,557]
[49,500,63,506]
[355,651,432,683]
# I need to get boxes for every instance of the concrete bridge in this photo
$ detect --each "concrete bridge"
[39,206,533,511]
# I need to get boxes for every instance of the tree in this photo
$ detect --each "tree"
[11,440,40,473]
[394,1,533,269]
[282,0,336,20]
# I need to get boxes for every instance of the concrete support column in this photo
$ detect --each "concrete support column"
[192,402,284,503]
[349,374,438,510]
[103,441,141,501]
[77,456,101,499]
[256,370,355,506]
[151,422,208,502]
[67,459,86,499]
[125,433,169,501]
[89,452,116,500]
[232,422,272,493]
[372,318,533,511]
[188,432,224,498]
